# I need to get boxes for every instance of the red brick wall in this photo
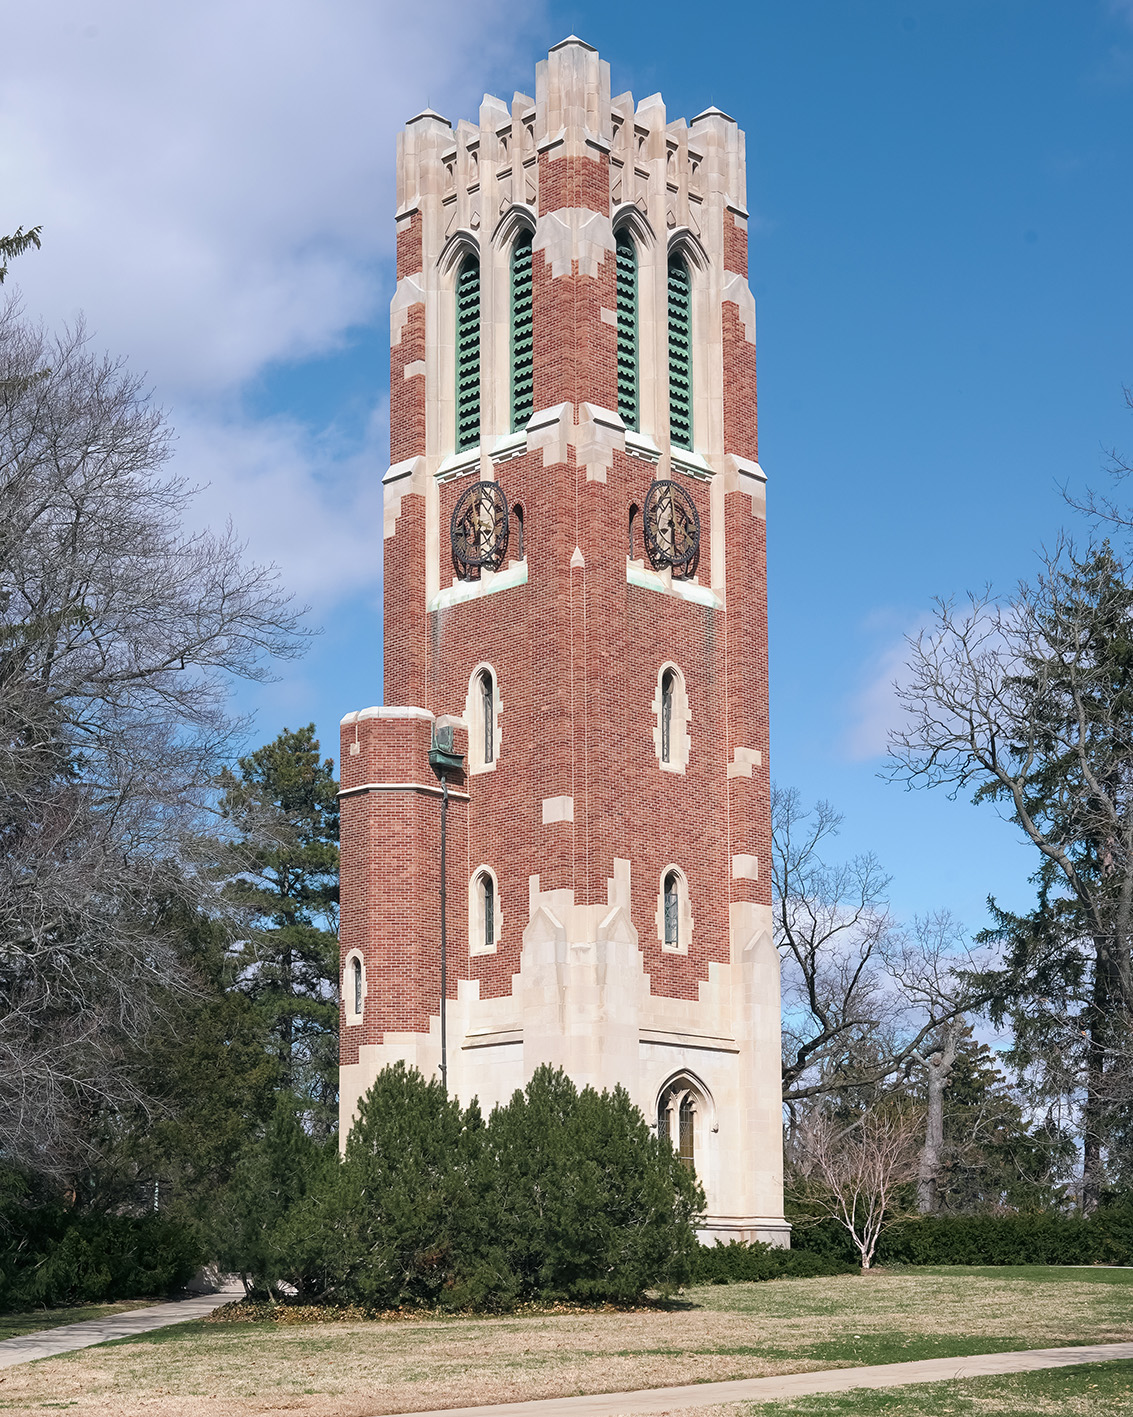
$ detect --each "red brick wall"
[722,305,758,462]
[397,212,423,280]
[339,714,470,1055]
[383,488,428,708]
[345,122,769,1042]
[724,212,748,278]
[538,152,608,216]
[390,305,426,465]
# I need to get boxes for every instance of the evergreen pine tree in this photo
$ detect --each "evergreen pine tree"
[219,726,340,1135]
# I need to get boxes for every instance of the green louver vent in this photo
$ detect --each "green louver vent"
[456,255,481,451]
[510,230,534,432]
[615,231,639,431]
[668,254,693,450]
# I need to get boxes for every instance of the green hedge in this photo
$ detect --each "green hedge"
[788,1208,1133,1268]
[693,1239,855,1283]
[0,1208,203,1311]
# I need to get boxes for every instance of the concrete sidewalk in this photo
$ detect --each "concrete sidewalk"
[381,1341,1133,1416]
[0,1286,242,1369]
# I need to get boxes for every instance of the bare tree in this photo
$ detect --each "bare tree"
[774,786,990,1109]
[887,540,1133,1207]
[788,1103,922,1270]
[0,304,304,1176]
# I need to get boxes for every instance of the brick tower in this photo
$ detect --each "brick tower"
[339,37,786,1244]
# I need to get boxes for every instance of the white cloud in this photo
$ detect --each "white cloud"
[0,0,547,598]
[843,618,925,763]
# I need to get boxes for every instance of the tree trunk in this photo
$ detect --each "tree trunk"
[916,1023,959,1214]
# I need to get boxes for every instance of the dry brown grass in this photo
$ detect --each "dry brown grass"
[1,1269,1130,1417]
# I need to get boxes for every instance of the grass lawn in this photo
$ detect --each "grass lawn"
[0,1301,155,1344]
[704,1357,1133,1414]
[0,1267,1130,1417]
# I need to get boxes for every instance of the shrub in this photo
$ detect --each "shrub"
[215,1095,337,1299]
[277,1063,704,1310]
[289,1062,495,1310]
[789,1207,1133,1267]
[0,1208,201,1310]
[487,1066,704,1302]
[693,1239,855,1283]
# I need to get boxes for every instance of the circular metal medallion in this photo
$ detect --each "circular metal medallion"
[643,479,700,578]
[451,480,510,579]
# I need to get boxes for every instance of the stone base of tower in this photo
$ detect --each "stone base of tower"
[339,871,789,1245]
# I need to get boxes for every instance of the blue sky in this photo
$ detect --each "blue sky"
[4,1,1133,935]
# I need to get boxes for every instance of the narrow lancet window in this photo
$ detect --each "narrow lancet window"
[456,254,481,450]
[615,230,639,431]
[480,670,494,764]
[661,669,674,763]
[351,957,363,1017]
[629,503,640,558]
[667,253,692,449]
[510,230,534,431]
[664,870,679,948]
[483,873,495,949]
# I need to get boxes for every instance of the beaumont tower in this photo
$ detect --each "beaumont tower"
[339,38,787,1244]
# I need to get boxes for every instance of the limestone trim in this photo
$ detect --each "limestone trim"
[640,1029,739,1055]
[727,745,762,778]
[722,270,757,343]
[469,864,502,955]
[542,795,574,824]
[341,705,433,726]
[383,456,426,539]
[652,661,691,774]
[337,781,471,802]
[533,207,615,280]
[390,274,425,346]
[343,948,367,1026]
[491,202,538,249]
[430,558,528,612]
[656,863,693,954]
[627,558,722,608]
[463,662,502,775]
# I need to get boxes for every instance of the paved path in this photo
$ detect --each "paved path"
[380,1341,1133,1417]
[0,1286,242,1369]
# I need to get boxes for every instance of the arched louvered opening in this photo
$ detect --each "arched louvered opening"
[510,230,534,432]
[456,254,481,450]
[667,253,692,450]
[615,229,639,431]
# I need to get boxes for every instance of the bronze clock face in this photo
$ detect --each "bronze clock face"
[643,479,700,579]
[450,480,510,578]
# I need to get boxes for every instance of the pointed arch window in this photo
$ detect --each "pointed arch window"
[351,956,363,1016]
[663,870,680,947]
[658,1083,696,1169]
[456,254,481,450]
[615,230,639,431]
[667,253,692,449]
[660,669,675,764]
[479,669,494,764]
[510,229,534,431]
